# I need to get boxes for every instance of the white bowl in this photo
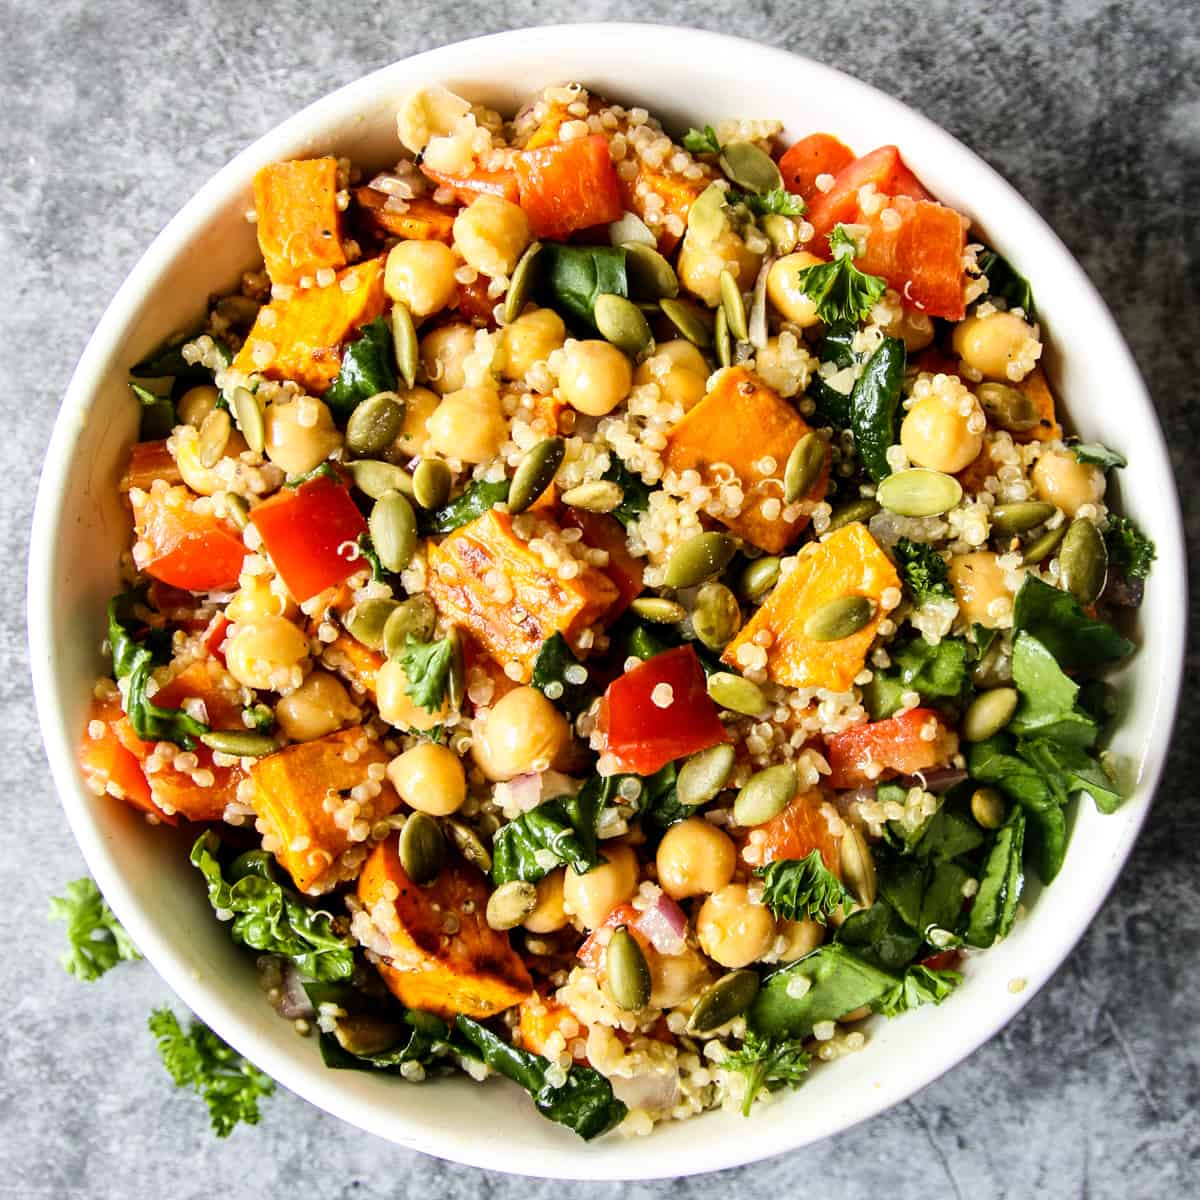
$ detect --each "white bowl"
[28,23,1186,1180]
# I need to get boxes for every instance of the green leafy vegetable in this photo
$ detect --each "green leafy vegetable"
[873,964,962,1017]
[1008,632,1097,748]
[190,832,355,980]
[48,878,142,981]
[755,851,853,924]
[1012,575,1132,669]
[636,762,692,834]
[424,478,511,534]
[603,457,653,528]
[149,1007,275,1137]
[910,796,985,862]
[401,635,454,713]
[731,188,806,217]
[850,335,906,482]
[324,316,397,420]
[835,898,923,970]
[792,225,888,327]
[807,324,859,427]
[282,461,343,488]
[130,381,176,440]
[975,247,1036,321]
[130,329,230,398]
[355,533,386,582]
[894,538,951,604]
[492,776,616,883]
[682,125,721,155]
[917,859,970,943]
[1020,736,1123,815]
[864,635,967,720]
[721,1032,811,1115]
[539,244,628,330]
[530,633,593,716]
[1071,442,1126,469]
[964,810,1025,948]
[1105,514,1156,582]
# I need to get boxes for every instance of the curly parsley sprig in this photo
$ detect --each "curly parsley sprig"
[48,878,142,981]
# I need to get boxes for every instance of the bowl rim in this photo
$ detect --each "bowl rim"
[27,22,1187,1180]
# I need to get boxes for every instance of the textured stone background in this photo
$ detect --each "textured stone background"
[3,1,1197,1195]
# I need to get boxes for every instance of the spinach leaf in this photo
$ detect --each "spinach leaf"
[964,810,1025,949]
[1071,442,1126,470]
[401,635,454,713]
[792,226,887,327]
[1021,736,1123,816]
[282,461,343,489]
[623,621,671,662]
[864,635,967,719]
[190,832,355,981]
[423,478,511,534]
[540,244,628,330]
[836,899,923,970]
[756,851,853,924]
[911,795,985,862]
[1009,631,1097,749]
[917,860,970,943]
[530,633,594,717]
[894,538,952,604]
[1012,576,1132,669]
[1105,514,1156,582]
[721,1032,810,1115]
[603,457,652,528]
[877,858,927,931]
[323,316,397,420]
[873,964,962,1017]
[807,324,859,427]
[48,877,142,981]
[862,672,908,721]
[850,336,906,482]
[975,247,1036,321]
[637,763,691,834]
[130,381,176,440]
[682,125,721,155]
[130,329,229,397]
[454,1015,627,1140]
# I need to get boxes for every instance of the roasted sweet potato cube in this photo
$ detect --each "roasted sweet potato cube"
[317,632,385,700]
[663,366,830,554]
[249,727,400,894]
[619,165,711,254]
[353,188,457,243]
[253,158,347,286]
[425,509,619,681]
[121,440,182,492]
[722,521,901,692]
[1012,366,1062,444]
[358,838,532,1019]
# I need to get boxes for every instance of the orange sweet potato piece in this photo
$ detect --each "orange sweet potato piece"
[253,158,347,286]
[1011,366,1062,443]
[249,727,400,894]
[353,188,457,243]
[561,508,644,621]
[121,440,182,492]
[723,521,901,692]
[359,838,532,1019]
[231,257,387,395]
[956,439,1000,496]
[425,509,619,681]
[79,695,166,822]
[518,992,588,1060]
[619,165,710,254]
[318,633,385,700]
[663,366,830,554]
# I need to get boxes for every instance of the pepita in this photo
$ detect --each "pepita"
[629,596,687,624]
[718,141,784,195]
[977,382,1040,434]
[990,501,1056,535]
[594,293,652,357]
[970,786,1006,830]
[561,480,624,513]
[605,926,651,1011]
[622,242,679,300]
[368,491,418,573]
[508,437,565,515]
[345,597,400,650]
[784,432,825,503]
[1022,522,1067,565]
[736,556,781,604]
[486,880,538,931]
[391,301,419,390]
[719,269,748,342]
[349,458,414,500]
[761,213,798,256]
[714,303,732,367]
[199,730,278,758]
[383,595,437,659]
[332,1013,404,1057]
[839,826,877,908]
[1059,517,1108,605]
[225,493,250,530]
[706,671,768,717]
[803,595,874,642]
[399,812,445,885]
[686,969,760,1035]
[676,743,736,807]
[663,531,737,589]
[412,457,452,510]
[446,627,466,711]
[503,241,543,323]
[197,408,232,468]
[962,686,1019,742]
[444,818,493,873]
[230,386,265,453]
[609,211,657,247]
[827,497,881,531]
[660,297,713,348]
[747,256,772,350]
[346,392,405,458]
[686,182,728,245]
[876,468,963,517]
[692,582,743,650]
[734,764,797,826]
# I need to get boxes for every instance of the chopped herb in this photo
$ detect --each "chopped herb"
[530,633,593,716]
[730,188,806,217]
[873,964,962,1017]
[48,878,141,981]
[1105,514,1156,581]
[282,461,342,488]
[1071,442,1126,469]
[682,124,721,156]
[755,851,853,924]
[722,1032,811,1115]
[894,538,951,604]
[423,478,511,534]
[603,457,652,527]
[356,532,386,582]
[791,225,887,326]
[400,635,454,713]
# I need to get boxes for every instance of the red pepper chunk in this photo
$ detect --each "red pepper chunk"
[778,133,855,202]
[596,646,727,776]
[131,485,246,592]
[824,707,958,790]
[249,474,368,603]
[806,145,932,244]
[420,163,520,205]
[514,135,624,240]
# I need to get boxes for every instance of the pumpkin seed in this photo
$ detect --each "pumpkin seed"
[747,256,772,350]
[332,1013,404,1057]
[622,242,679,300]
[876,468,963,517]
[977,382,1039,433]
[225,493,250,530]
[676,743,736,807]
[446,627,466,711]
[804,595,874,642]
[230,386,265,453]
[660,297,713,348]
[199,729,278,758]
[605,926,650,1011]
[369,491,418,572]
[629,596,686,624]
[714,303,732,367]
[635,300,662,316]
[734,764,796,826]
[345,597,400,650]
[383,595,437,659]
[761,213,798,256]
[736,556,781,604]
[839,826,877,907]
[991,501,1056,535]
[197,408,232,468]
[970,786,1006,830]
[412,457,452,510]
[444,818,493,873]
[503,241,543,323]
[686,970,760,1035]
[962,686,1019,742]
[1022,522,1067,565]
[486,880,538,931]
[349,458,414,500]
[346,392,405,458]
[692,582,742,650]
[609,211,657,247]
[686,182,728,244]
[719,141,784,195]
[508,437,565,515]
[971,635,1010,688]
[827,497,881,531]
[719,270,748,342]
[1060,517,1108,605]
[595,293,652,357]
[784,432,825,503]
[399,812,445,885]
[561,480,623,513]
[391,301,418,389]
[706,671,768,717]
[663,531,737,589]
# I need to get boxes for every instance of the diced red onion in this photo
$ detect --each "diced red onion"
[610,1067,680,1114]
[908,767,968,794]
[635,892,688,955]
[278,963,315,1020]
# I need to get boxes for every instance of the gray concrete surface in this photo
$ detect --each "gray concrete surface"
[2,1,1197,1195]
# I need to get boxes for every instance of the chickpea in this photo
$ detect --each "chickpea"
[452,194,532,278]
[900,391,984,474]
[375,659,449,731]
[384,240,459,317]
[952,311,1039,381]
[677,226,763,307]
[500,307,566,381]
[655,819,736,900]
[426,386,507,463]
[225,615,310,692]
[648,945,711,1009]
[274,669,360,741]
[226,576,297,623]
[1031,449,1106,517]
[523,868,568,934]
[558,340,633,417]
[633,339,709,412]
[766,251,824,327]
[263,398,342,477]
[177,385,220,429]
[386,386,439,459]
[775,918,826,963]
[173,424,249,496]
[881,306,935,353]
[948,551,1011,628]
[696,883,777,969]
[419,324,477,396]
[386,742,467,816]
[561,843,638,930]
[470,686,570,781]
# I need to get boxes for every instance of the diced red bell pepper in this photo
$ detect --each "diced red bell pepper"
[420,163,520,205]
[920,949,963,973]
[807,145,932,244]
[778,133,855,202]
[596,645,728,776]
[560,509,644,622]
[453,274,498,326]
[131,486,247,593]
[79,697,164,820]
[825,707,958,790]
[758,791,842,874]
[249,473,368,603]
[514,135,624,241]
[203,613,231,664]
[121,439,182,491]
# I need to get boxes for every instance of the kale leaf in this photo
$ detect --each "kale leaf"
[1105,514,1156,582]
[48,877,142,981]
[530,633,594,717]
[975,247,1036,322]
[603,457,653,528]
[755,851,853,924]
[894,538,951,604]
[721,1032,811,1116]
